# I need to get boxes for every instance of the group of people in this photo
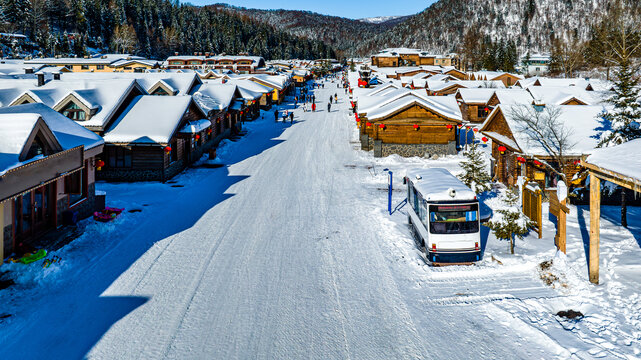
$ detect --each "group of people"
[274,77,343,121]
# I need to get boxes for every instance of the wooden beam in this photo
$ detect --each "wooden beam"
[581,161,641,191]
[589,173,601,284]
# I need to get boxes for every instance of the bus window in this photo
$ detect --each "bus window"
[420,199,428,228]
[413,188,419,213]
[429,204,479,234]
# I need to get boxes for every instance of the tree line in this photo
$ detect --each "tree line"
[0,0,336,60]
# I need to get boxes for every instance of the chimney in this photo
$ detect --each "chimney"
[37,73,45,86]
[25,67,34,74]
[53,72,61,80]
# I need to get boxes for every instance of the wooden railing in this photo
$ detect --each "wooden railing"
[522,184,543,239]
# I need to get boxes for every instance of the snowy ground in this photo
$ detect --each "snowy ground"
[1,80,640,359]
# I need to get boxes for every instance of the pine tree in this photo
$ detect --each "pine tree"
[487,188,532,254]
[598,58,641,147]
[458,142,492,194]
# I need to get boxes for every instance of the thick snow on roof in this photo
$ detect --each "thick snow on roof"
[427,80,505,92]
[193,84,237,112]
[366,93,462,122]
[535,78,592,89]
[357,88,427,114]
[25,54,149,65]
[0,59,44,75]
[493,89,534,105]
[499,104,606,156]
[527,86,603,106]
[63,72,200,96]
[470,71,524,81]
[103,96,194,145]
[0,103,104,172]
[457,88,497,104]
[586,138,641,181]
[406,168,477,202]
[179,119,211,134]
[0,113,40,172]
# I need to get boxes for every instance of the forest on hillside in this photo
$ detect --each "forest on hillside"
[0,0,336,59]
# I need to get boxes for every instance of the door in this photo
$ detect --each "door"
[33,184,54,234]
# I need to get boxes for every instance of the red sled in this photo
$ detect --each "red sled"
[93,207,124,223]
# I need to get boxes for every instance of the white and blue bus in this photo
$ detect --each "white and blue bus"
[405,168,484,264]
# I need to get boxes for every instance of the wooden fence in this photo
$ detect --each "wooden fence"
[522,184,543,239]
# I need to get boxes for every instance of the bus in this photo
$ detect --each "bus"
[405,168,484,265]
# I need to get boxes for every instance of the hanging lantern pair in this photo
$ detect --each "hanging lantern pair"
[498,145,507,154]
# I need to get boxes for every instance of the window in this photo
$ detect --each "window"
[429,204,479,234]
[97,65,104,70]
[124,67,132,70]
[151,87,169,96]
[65,167,87,205]
[61,102,86,121]
[107,147,132,168]
[81,65,89,70]
[477,106,489,119]
[26,136,48,159]
[170,139,178,163]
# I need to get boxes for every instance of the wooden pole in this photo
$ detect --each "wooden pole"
[589,173,601,284]
[558,198,567,254]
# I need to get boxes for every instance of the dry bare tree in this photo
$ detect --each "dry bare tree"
[111,24,137,54]
[509,104,576,180]
[549,35,587,78]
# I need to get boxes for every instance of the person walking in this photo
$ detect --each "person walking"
[282,109,288,122]
[274,109,279,122]
[329,96,332,104]
[327,102,331,112]
[303,103,307,112]
[312,94,315,103]
[334,93,338,102]
[289,112,294,123]
[312,102,316,112]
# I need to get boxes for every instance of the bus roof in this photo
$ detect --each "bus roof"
[406,168,477,202]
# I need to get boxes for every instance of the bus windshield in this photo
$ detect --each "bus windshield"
[429,204,479,234]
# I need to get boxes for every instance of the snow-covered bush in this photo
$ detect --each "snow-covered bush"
[458,142,492,194]
[487,188,532,254]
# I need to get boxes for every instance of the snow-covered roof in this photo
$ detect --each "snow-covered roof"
[193,83,237,112]
[25,54,150,65]
[427,80,505,92]
[62,72,201,96]
[456,88,497,104]
[179,119,211,134]
[0,103,104,173]
[586,138,641,182]
[469,71,524,81]
[103,96,196,145]
[527,86,602,106]
[406,168,477,202]
[492,89,534,105]
[365,93,462,122]
[485,104,606,156]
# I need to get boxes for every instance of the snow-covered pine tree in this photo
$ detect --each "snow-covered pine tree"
[598,58,641,147]
[458,142,492,194]
[487,188,532,254]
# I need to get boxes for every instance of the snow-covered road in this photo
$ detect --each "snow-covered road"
[1,83,640,359]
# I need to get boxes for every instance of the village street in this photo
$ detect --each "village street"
[0,83,640,359]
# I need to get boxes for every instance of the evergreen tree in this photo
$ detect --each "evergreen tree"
[599,59,641,147]
[487,189,532,254]
[458,142,492,194]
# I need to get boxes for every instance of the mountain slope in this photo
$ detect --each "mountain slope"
[360,0,641,55]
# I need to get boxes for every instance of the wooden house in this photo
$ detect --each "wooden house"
[468,71,524,87]
[25,54,160,73]
[358,94,463,157]
[479,104,604,188]
[0,103,104,260]
[455,88,497,123]
[100,95,210,182]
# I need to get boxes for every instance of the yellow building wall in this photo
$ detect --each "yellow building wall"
[0,202,6,259]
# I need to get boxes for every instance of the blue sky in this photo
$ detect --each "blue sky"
[185,1,437,19]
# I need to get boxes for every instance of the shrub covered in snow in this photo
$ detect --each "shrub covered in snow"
[486,188,532,254]
[458,142,492,194]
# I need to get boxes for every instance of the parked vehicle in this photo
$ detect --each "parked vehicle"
[405,168,485,264]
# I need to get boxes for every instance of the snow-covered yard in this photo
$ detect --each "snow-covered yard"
[0,82,640,359]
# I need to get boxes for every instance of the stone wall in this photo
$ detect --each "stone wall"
[380,141,457,158]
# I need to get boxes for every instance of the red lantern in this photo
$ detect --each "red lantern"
[195,134,201,140]
[413,124,419,131]
[207,128,212,135]
[457,124,463,128]
[446,124,453,130]
[366,122,372,128]
[164,146,172,154]
[498,145,507,154]
[379,124,386,129]
[517,157,526,164]
[482,137,488,143]
[95,159,105,171]
[473,128,479,133]
[484,107,490,113]
[534,160,543,167]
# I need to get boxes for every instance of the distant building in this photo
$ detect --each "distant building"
[24,54,161,73]
[371,48,460,70]
[520,53,550,77]
[166,54,266,74]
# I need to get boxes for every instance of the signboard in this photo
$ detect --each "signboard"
[534,171,545,181]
